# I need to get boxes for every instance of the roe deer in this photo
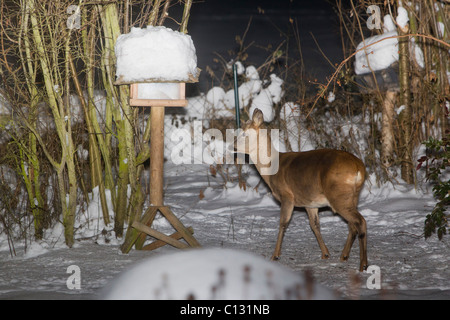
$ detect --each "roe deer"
[234,109,368,271]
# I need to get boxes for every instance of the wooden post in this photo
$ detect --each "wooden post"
[118,79,201,253]
[149,106,165,206]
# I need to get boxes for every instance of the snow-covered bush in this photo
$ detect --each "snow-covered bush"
[202,64,284,123]
[103,248,337,300]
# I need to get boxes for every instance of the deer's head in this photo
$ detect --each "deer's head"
[233,108,279,175]
[234,108,265,155]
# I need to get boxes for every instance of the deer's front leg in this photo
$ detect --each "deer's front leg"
[306,207,330,259]
[271,198,294,261]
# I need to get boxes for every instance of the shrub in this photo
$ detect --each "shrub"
[417,130,449,240]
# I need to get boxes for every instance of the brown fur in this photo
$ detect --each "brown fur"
[236,109,368,271]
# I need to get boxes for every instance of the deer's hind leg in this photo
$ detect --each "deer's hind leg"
[339,208,368,272]
[328,189,368,272]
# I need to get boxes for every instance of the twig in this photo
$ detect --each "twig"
[309,32,336,70]
[0,212,16,257]
[305,33,450,119]
[394,231,424,239]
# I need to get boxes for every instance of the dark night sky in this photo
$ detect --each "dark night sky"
[190,0,332,14]
[183,0,342,92]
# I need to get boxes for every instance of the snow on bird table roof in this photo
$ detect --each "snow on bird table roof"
[115,26,199,84]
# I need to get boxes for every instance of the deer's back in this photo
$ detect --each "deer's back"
[267,149,365,209]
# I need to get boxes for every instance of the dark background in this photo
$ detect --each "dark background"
[184,0,344,93]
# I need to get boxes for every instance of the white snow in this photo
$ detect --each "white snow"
[206,86,226,108]
[2,76,449,299]
[397,105,406,115]
[0,14,449,301]
[248,73,284,122]
[266,74,284,104]
[279,102,311,152]
[136,83,181,100]
[396,7,409,29]
[327,91,335,103]
[207,64,284,123]
[231,65,262,109]
[383,15,396,33]
[227,60,245,75]
[1,158,449,300]
[355,11,423,75]
[205,86,235,118]
[102,248,336,300]
[245,65,260,80]
[249,89,275,122]
[437,22,445,38]
[0,90,11,118]
[410,37,425,69]
[115,26,198,83]
[354,30,399,75]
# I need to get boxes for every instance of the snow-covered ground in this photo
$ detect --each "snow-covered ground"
[0,160,449,300]
[1,0,449,301]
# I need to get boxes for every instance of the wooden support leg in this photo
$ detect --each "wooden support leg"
[121,107,201,253]
[143,226,194,251]
[159,206,201,248]
[120,207,158,253]
[134,207,158,250]
[132,221,189,249]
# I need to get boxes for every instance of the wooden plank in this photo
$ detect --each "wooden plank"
[142,226,194,251]
[130,83,138,98]
[114,68,201,85]
[179,82,185,100]
[129,98,187,107]
[149,108,165,207]
[129,83,186,107]
[159,206,201,248]
[135,206,159,250]
[120,207,158,253]
[132,221,189,249]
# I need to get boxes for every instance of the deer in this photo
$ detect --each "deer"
[234,108,368,272]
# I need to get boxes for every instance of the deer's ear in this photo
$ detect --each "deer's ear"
[252,109,264,127]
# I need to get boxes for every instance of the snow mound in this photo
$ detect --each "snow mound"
[354,30,399,75]
[102,248,337,300]
[248,73,284,122]
[115,26,198,83]
[355,10,423,75]
[396,7,409,29]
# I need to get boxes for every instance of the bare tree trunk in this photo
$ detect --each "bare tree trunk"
[26,0,78,246]
[181,0,193,33]
[397,3,414,184]
[0,0,197,245]
[381,91,396,168]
